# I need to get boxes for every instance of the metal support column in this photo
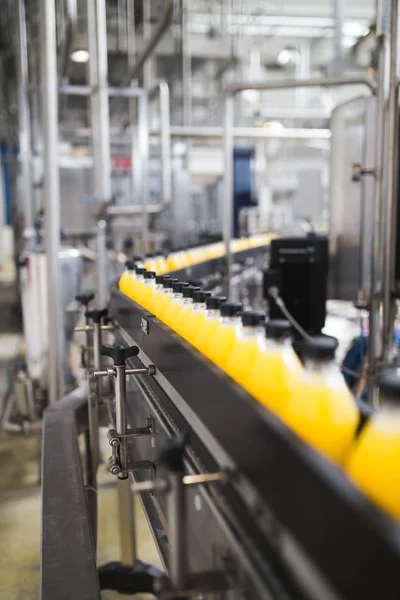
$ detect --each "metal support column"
[17,0,34,232]
[40,0,63,403]
[181,0,192,126]
[382,0,399,361]
[87,0,111,304]
[368,34,389,402]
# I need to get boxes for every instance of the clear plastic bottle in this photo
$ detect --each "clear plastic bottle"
[143,252,157,272]
[171,285,200,334]
[346,368,400,518]
[247,320,302,416]
[162,282,190,326]
[147,275,170,313]
[206,302,242,367]
[283,336,358,465]
[153,278,178,319]
[181,291,212,342]
[136,271,156,309]
[119,259,136,296]
[130,267,147,302]
[193,296,227,351]
[225,311,266,387]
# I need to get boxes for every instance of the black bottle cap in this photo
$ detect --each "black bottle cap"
[172,281,190,293]
[163,277,178,288]
[265,319,292,340]
[242,311,265,327]
[125,259,135,270]
[302,335,338,360]
[378,368,400,402]
[220,302,242,317]
[193,291,212,303]
[145,252,155,258]
[143,271,156,279]
[206,296,226,310]
[182,285,200,298]
[134,255,143,261]
[156,275,169,284]
[135,267,146,275]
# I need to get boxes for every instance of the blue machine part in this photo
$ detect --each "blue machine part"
[0,141,12,225]
[233,146,254,237]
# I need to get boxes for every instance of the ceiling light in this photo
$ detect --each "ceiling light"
[277,47,299,67]
[70,49,89,63]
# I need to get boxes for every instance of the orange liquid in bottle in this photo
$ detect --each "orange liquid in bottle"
[135,272,156,309]
[162,283,188,326]
[247,320,302,416]
[225,312,265,388]
[206,303,242,368]
[282,336,358,465]
[346,368,400,519]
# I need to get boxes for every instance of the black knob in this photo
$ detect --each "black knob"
[85,308,108,324]
[76,292,95,307]
[100,344,139,366]
[158,433,189,473]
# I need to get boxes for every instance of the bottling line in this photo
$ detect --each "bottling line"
[2,0,400,598]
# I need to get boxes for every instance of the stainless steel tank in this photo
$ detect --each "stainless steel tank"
[329,95,376,302]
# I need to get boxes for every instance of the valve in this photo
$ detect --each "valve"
[100,344,139,366]
[75,292,95,307]
[86,307,109,324]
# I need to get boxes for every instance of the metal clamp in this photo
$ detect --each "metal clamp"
[129,434,230,597]
[352,163,376,182]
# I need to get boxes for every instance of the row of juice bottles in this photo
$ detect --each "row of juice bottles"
[139,233,272,274]
[119,265,400,522]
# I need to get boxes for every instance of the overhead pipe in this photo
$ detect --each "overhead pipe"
[122,0,175,86]
[107,82,171,216]
[223,75,377,296]
[59,0,78,81]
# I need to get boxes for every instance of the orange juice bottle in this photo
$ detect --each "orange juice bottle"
[166,250,182,271]
[153,277,178,319]
[283,336,358,465]
[247,320,302,416]
[171,285,200,335]
[130,267,146,302]
[193,296,226,351]
[206,302,242,367]
[135,271,156,309]
[225,311,265,387]
[147,275,170,313]
[162,282,189,326]
[143,253,157,272]
[181,291,212,342]
[119,260,136,296]
[154,254,168,274]
[346,368,400,518]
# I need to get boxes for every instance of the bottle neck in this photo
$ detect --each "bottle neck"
[221,316,241,326]
[206,308,221,319]
[303,358,335,375]
[240,325,264,338]
[182,297,194,305]
[173,292,184,300]
[193,302,206,311]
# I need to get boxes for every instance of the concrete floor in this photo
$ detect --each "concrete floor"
[0,283,162,598]
[0,429,162,599]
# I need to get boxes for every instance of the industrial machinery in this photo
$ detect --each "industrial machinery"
[42,272,400,600]
[5,0,400,597]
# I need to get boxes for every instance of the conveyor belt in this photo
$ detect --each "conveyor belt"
[110,288,400,600]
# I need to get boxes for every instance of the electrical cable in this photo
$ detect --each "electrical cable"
[268,286,313,342]
[268,286,364,380]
